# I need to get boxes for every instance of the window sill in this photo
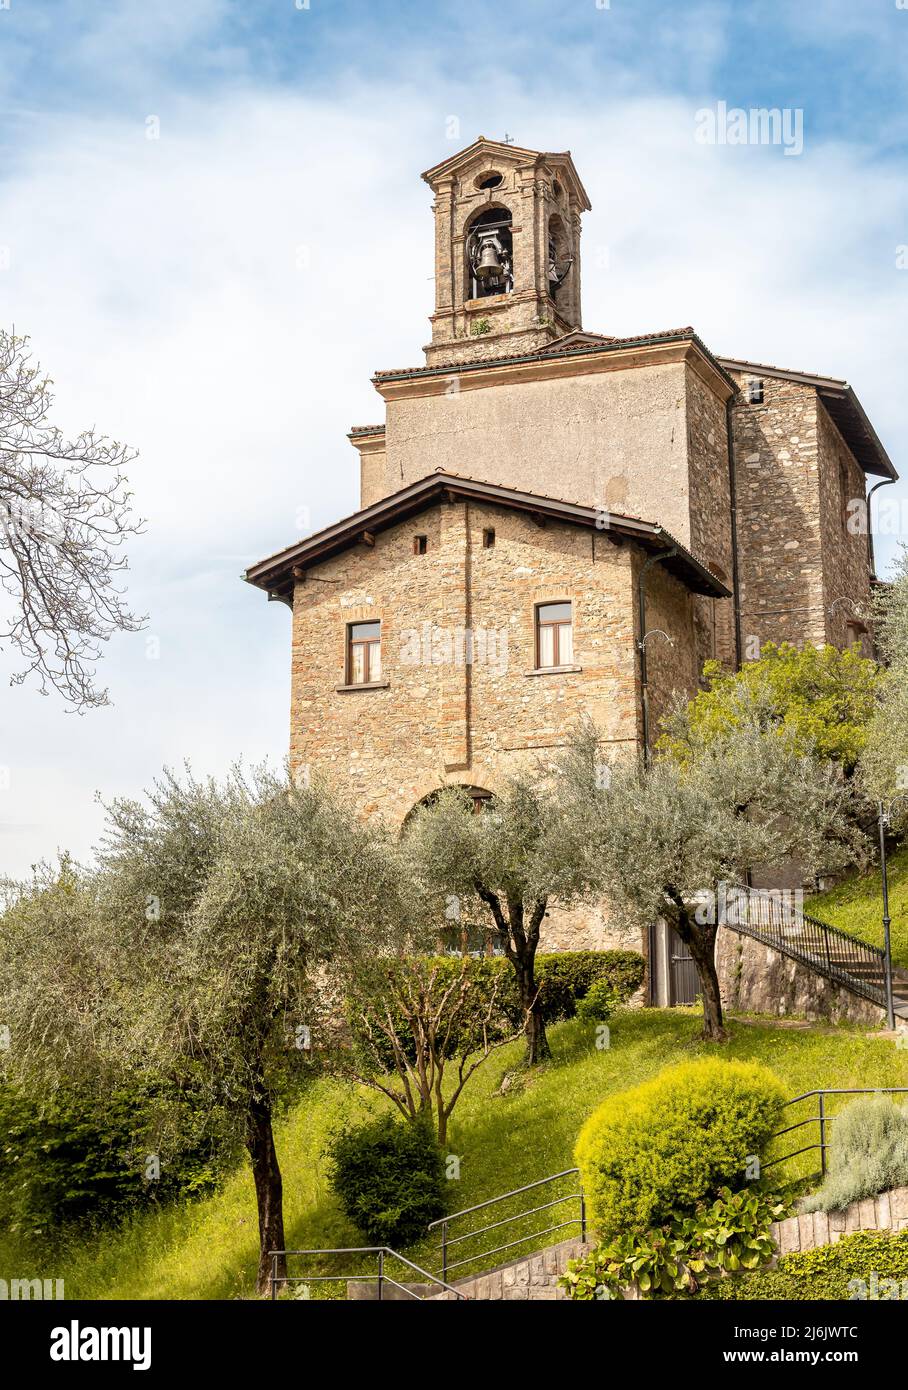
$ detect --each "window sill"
[335,680,390,693]
[524,665,583,677]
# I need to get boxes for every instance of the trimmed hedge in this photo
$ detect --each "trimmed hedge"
[575,1058,786,1239]
[326,1113,446,1247]
[703,1229,908,1300]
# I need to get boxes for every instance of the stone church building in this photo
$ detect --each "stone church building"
[246,138,897,988]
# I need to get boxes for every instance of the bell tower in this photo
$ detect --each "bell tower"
[421,137,591,368]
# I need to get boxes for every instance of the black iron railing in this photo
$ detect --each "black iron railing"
[268,1246,468,1301]
[728,890,888,1008]
[765,1087,908,1181]
[428,1168,586,1284]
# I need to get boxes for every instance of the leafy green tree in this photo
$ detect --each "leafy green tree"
[549,716,861,1041]
[0,767,414,1294]
[861,548,908,805]
[659,642,878,775]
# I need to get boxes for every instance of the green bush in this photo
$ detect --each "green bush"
[326,1113,446,1247]
[703,1229,908,1300]
[562,1185,788,1300]
[575,1058,786,1239]
[0,1076,234,1236]
[802,1095,908,1215]
[576,979,622,1024]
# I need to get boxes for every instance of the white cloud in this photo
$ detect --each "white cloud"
[0,71,906,874]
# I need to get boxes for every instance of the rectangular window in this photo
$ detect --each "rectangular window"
[482,527,495,549]
[348,620,381,684]
[414,534,428,555]
[536,601,573,668]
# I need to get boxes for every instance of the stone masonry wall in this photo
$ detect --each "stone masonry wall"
[289,497,699,954]
[817,401,875,652]
[716,927,886,1026]
[771,1187,908,1257]
[728,370,874,657]
[728,370,827,653]
[431,1237,589,1300]
[685,364,736,672]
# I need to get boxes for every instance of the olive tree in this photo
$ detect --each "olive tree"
[0,765,415,1294]
[549,714,861,1042]
[403,777,603,1066]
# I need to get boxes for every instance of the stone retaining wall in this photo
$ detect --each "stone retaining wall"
[431,1237,589,1300]
[716,926,887,1027]
[772,1185,908,1255]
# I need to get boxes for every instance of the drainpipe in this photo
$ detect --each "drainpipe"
[866,477,895,663]
[725,395,743,670]
[638,545,678,765]
[866,476,894,582]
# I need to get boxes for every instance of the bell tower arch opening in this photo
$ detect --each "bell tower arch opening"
[421,137,591,367]
[466,205,514,300]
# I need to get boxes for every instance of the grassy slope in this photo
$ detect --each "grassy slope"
[3,1008,905,1300]
[808,844,908,968]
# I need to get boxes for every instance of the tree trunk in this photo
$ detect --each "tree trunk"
[246,1090,287,1296]
[677,917,728,1042]
[517,959,551,1065]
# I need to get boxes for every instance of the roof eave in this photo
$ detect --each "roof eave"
[244,473,729,600]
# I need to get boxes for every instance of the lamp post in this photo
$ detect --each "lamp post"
[877,799,903,1031]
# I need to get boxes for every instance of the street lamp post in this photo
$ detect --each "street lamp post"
[877,799,901,1031]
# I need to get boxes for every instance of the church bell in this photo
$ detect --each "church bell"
[476,238,503,278]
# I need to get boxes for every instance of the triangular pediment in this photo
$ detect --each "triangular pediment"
[421,138,591,210]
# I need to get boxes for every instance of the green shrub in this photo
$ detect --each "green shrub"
[802,1095,908,1215]
[703,1229,908,1300]
[532,950,644,1021]
[561,1185,788,1300]
[575,1058,786,1239]
[326,1113,446,1247]
[0,1076,234,1236]
[576,979,622,1024]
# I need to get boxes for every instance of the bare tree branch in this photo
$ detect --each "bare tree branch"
[0,330,145,709]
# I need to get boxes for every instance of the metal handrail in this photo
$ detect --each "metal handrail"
[268,1246,469,1301]
[428,1167,585,1283]
[727,890,889,1008]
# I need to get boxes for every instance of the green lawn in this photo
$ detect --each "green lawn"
[3,1007,905,1300]
[808,844,908,968]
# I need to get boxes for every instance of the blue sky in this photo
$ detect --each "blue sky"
[1,0,907,874]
